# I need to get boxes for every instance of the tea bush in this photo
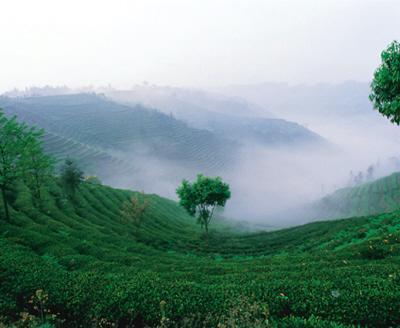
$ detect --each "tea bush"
[1,182,400,327]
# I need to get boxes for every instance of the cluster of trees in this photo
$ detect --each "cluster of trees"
[0,109,85,221]
[0,108,151,233]
[347,165,375,187]
[0,111,54,220]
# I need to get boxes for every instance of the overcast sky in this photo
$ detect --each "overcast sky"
[1,0,399,92]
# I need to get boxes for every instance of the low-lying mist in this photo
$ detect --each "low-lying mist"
[103,114,400,228]
[5,85,400,229]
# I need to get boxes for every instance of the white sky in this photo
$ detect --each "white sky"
[1,0,399,92]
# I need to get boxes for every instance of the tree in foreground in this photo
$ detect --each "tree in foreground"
[120,192,150,232]
[0,110,53,220]
[60,159,84,195]
[176,174,231,235]
[0,112,27,220]
[370,40,400,124]
[21,128,55,203]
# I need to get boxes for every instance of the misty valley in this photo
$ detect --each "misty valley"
[2,83,400,226]
[1,2,400,327]
[2,76,400,327]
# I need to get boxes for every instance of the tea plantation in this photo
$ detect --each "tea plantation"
[1,180,400,327]
[0,94,235,174]
[313,172,400,219]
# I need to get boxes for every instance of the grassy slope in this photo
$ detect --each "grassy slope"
[1,181,400,327]
[313,172,400,219]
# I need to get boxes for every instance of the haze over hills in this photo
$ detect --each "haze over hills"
[217,81,371,122]
[1,85,400,325]
[2,82,400,225]
[310,171,400,220]
[2,1,400,326]
[107,86,325,147]
[0,91,327,211]
[0,94,236,193]
[216,81,400,153]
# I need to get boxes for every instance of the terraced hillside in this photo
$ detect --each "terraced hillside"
[0,94,236,183]
[312,172,400,219]
[108,87,325,146]
[1,180,400,327]
[42,132,138,180]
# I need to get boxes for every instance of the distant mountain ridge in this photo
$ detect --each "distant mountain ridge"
[107,85,325,146]
[216,81,373,123]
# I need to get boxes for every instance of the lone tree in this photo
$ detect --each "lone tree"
[120,192,150,232]
[370,40,400,124]
[176,174,231,235]
[60,159,84,195]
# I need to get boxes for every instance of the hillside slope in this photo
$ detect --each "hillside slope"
[311,172,400,219]
[1,181,400,327]
[108,87,325,147]
[0,94,236,189]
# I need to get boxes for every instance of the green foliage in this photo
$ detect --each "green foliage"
[60,159,83,196]
[177,174,231,234]
[1,180,400,327]
[276,315,351,327]
[0,110,53,220]
[21,129,55,203]
[0,133,400,328]
[314,172,400,219]
[0,94,236,179]
[216,297,269,328]
[0,111,25,220]
[120,192,150,231]
[370,40,400,124]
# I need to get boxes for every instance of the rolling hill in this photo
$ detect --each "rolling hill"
[0,106,399,325]
[309,172,400,220]
[1,180,399,327]
[107,86,325,147]
[0,94,237,190]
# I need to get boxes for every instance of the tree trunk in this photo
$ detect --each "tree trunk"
[1,186,10,221]
[35,171,41,202]
[204,222,209,245]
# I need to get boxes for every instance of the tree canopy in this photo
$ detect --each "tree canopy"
[60,159,84,195]
[370,40,400,124]
[0,109,54,220]
[120,192,150,232]
[176,174,231,235]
